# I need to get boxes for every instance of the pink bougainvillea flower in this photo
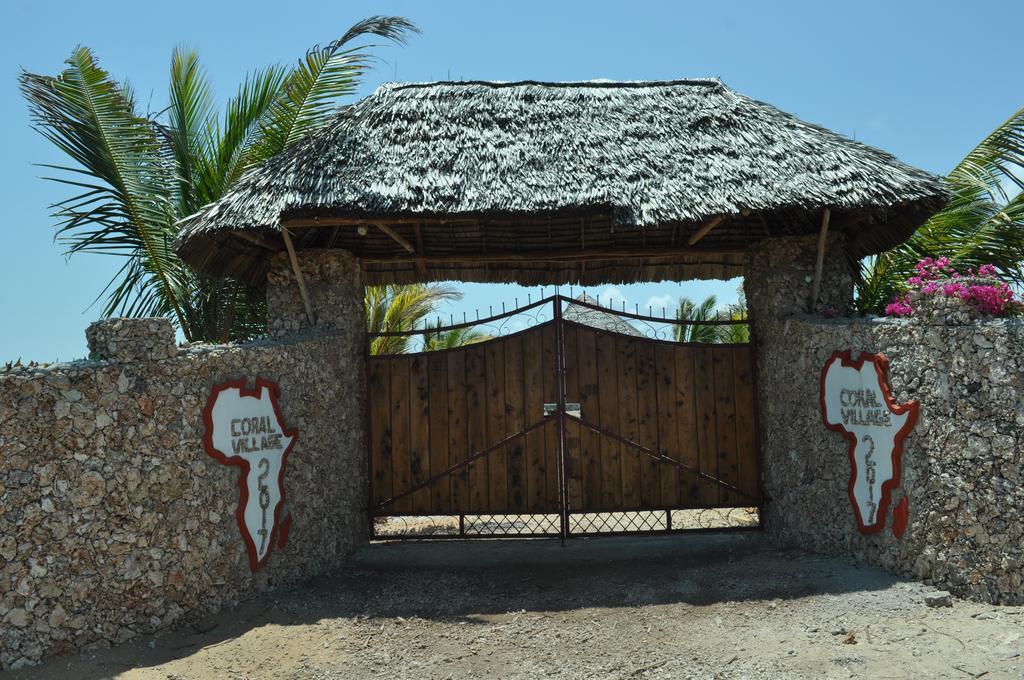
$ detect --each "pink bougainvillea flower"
[942,282,966,297]
[885,259,1021,318]
[884,296,914,317]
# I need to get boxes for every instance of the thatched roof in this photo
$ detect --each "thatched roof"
[563,294,642,336]
[176,79,947,286]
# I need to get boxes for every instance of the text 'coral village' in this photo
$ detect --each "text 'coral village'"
[821,351,919,534]
[203,378,296,571]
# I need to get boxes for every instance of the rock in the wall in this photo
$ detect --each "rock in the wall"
[266,249,364,336]
[85,318,177,363]
[1,247,368,670]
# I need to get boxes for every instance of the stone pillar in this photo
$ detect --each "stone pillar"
[743,234,854,335]
[266,249,364,336]
[265,247,368,556]
[742,234,855,540]
[85,318,177,362]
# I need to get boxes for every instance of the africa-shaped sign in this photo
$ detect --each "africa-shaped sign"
[203,378,297,571]
[820,351,918,534]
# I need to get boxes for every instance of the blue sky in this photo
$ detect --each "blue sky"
[1,1,1021,361]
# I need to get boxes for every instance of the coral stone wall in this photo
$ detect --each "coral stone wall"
[747,237,1024,604]
[267,249,364,335]
[0,251,367,670]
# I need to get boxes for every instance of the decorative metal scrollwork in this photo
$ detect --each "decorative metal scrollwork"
[367,292,749,355]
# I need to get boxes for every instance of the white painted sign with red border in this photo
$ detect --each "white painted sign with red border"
[820,351,918,535]
[203,378,296,571]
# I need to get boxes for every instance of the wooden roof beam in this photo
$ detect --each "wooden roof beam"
[808,208,832,312]
[374,223,416,254]
[360,245,746,265]
[232,229,283,251]
[412,223,427,275]
[281,218,416,254]
[687,215,725,246]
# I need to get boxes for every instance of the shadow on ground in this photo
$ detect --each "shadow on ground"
[12,533,906,678]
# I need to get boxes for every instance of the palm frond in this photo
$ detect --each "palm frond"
[184,275,268,344]
[422,323,491,351]
[675,295,721,343]
[22,22,416,345]
[367,283,460,355]
[253,16,418,161]
[209,65,289,198]
[19,46,190,335]
[719,303,750,344]
[166,47,216,216]
[950,106,1024,202]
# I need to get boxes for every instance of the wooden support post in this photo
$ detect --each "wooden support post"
[232,229,283,251]
[412,223,427,275]
[374,223,416,253]
[281,227,315,326]
[326,225,340,248]
[808,208,831,312]
[687,215,724,246]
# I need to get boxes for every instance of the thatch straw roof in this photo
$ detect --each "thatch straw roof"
[563,293,643,336]
[176,79,947,286]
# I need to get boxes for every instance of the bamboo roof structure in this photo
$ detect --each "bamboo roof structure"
[176,79,948,286]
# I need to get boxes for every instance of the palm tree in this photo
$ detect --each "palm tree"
[20,17,418,343]
[674,291,750,344]
[422,323,491,351]
[718,299,750,344]
[674,295,722,343]
[366,284,463,355]
[857,108,1024,313]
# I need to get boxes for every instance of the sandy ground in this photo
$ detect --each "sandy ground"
[9,534,1024,679]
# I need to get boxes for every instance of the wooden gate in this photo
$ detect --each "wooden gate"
[367,295,761,539]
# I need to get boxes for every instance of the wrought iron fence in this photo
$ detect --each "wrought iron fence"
[368,289,749,355]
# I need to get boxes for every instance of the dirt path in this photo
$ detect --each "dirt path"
[10,534,1024,679]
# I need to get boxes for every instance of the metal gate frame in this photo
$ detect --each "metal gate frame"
[366,293,763,540]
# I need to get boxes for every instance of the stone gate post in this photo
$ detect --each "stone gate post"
[742,234,856,537]
[264,247,369,542]
[743,234,854,333]
[266,248,365,336]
